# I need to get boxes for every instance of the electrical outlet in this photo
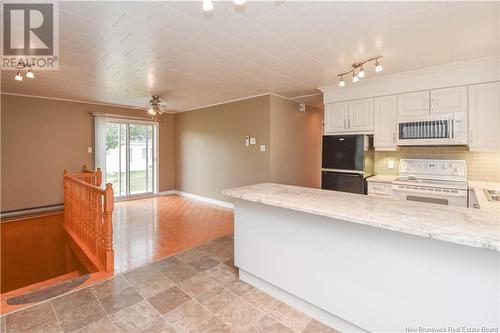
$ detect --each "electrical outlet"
[260,145,266,152]
[250,137,256,145]
[88,147,93,153]
[245,136,250,147]
[388,159,395,169]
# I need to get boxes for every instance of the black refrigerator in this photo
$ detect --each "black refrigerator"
[321,135,373,194]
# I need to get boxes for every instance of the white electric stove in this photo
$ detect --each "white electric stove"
[392,159,468,207]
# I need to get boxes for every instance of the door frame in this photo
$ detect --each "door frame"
[104,117,159,200]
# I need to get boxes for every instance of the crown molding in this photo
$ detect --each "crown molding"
[0,92,147,111]
[1,91,307,115]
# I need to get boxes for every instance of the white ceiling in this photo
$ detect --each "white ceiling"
[1,1,499,111]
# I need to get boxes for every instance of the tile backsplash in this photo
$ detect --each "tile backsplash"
[374,146,500,182]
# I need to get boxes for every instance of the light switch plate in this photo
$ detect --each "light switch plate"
[260,145,266,152]
[245,136,250,147]
[88,147,93,153]
[250,137,256,145]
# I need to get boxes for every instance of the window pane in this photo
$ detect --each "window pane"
[129,124,148,194]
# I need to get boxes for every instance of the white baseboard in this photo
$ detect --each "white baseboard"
[157,190,176,196]
[156,190,234,209]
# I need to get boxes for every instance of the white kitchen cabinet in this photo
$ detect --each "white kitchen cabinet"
[324,99,373,134]
[430,86,468,114]
[348,98,374,132]
[397,91,430,116]
[468,82,500,151]
[367,181,392,197]
[324,102,348,134]
[374,95,397,150]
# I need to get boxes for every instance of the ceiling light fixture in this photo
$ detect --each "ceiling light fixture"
[337,56,383,87]
[338,76,345,87]
[203,0,214,12]
[147,96,168,117]
[234,0,246,5]
[13,59,35,81]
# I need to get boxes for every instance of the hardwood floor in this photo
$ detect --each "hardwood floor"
[113,195,234,274]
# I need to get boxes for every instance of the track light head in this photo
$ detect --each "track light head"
[338,76,345,87]
[26,68,34,78]
[375,59,383,72]
[358,66,365,78]
[15,71,23,81]
[352,72,359,83]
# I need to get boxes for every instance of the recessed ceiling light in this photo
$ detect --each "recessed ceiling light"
[203,0,214,12]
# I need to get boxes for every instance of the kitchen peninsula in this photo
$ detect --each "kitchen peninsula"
[223,183,500,332]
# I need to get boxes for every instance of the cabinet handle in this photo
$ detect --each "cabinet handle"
[431,98,435,111]
[347,119,350,129]
[393,133,396,143]
[344,119,347,129]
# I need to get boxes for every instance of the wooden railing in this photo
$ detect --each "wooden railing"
[63,167,114,273]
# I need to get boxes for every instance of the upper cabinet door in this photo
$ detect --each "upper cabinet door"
[397,91,430,116]
[431,86,467,114]
[468,82,500,152]
[324,102,348,134]
[348,98,374,132]
[374,95,397,150]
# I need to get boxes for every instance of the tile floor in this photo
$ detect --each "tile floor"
[2,235,340,333]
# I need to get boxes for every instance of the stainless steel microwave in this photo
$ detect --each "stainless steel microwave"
[397,112,467,146]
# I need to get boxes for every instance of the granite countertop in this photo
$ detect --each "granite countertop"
[468,181,500,213]
[223,183,500,252]
[366,175,398,183]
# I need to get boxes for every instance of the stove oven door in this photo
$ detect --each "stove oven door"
[391,184,467,207]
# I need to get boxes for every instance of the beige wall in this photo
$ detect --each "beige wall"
[175,96,271,201]
[269,95,322,188]
[174,94,323,201]
[374,146,500,182]
[1,94,175,212]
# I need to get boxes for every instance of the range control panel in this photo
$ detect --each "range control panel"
[399,159,467,181]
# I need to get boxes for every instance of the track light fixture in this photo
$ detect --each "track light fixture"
[337,56,383,87]
[13,59,35,81]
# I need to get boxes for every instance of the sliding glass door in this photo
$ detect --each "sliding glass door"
[104,120,157,198]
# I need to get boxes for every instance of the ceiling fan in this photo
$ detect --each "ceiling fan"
[147,95,168,117]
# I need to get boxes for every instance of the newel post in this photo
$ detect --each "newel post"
[104,183,114,273]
